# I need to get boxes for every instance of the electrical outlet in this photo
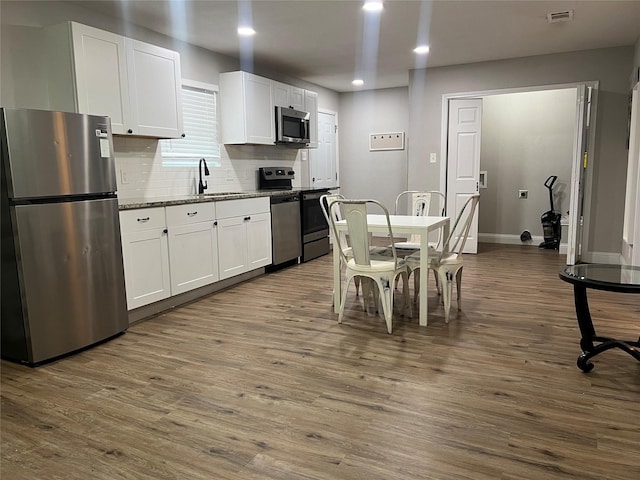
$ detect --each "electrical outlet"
[120,169,129,184]
[429,153,437,163]
[518,190,528,199]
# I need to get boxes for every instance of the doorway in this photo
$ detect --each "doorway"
[309,110,338,190]
[440,82,597,265]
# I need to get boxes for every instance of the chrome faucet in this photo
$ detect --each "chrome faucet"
[198,158,209,194]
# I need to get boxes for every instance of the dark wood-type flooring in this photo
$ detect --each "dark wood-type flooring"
[2,244,639,479]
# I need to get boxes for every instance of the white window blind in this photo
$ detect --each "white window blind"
[161,84,220,159]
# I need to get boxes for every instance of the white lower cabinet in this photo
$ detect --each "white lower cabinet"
[165,203,218,295]
[217,198,272,280]
[120,197,272,311]
[119,208,171,310]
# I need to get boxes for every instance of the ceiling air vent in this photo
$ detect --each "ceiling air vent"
[547,10,574,23]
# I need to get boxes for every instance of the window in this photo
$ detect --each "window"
[161,80,220,163]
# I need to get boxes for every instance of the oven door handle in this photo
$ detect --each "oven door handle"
[302,192,324,201]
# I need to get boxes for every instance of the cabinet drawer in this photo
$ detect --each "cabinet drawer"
[120,207,166,232]
[216,197,269,219]
[165,202,215,227]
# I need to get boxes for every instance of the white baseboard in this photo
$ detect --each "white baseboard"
[479,233,543,246]
[582,251,623,264]
[479,233,567,255]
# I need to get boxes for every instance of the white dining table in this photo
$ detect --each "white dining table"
[333,214,450,327]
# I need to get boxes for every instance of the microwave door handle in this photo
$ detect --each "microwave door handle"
[304,118,309,144]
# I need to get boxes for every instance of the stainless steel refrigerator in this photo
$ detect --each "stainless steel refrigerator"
[1,108,128,365]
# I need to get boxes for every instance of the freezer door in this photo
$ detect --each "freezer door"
[2,108,117,199]
[12,197,127,363]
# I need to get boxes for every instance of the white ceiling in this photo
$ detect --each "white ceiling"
[72,0,640,92]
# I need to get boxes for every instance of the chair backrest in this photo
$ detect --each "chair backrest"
[328,199,399,267]
[395,190,446,216]
[440,194,480,260]
[395,190,446,245]
[320,193,347,249]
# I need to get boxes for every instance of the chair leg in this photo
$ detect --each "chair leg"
[361,277,371,311]
[438,268,453,323]
[400,271,412,318]
[371,281,380,313]
[456,267,463,311]
[354,276,361,297]
[433,269,441,295]
[412,268,420,303]
[338,274,353,324]
[376,277,393,334]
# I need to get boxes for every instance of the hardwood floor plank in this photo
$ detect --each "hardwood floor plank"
[2,244,639,479]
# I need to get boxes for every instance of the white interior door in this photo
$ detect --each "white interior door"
[622,82,640,266]
[447,98,482,253]
[566,85,592,265]
[309,111,337,189]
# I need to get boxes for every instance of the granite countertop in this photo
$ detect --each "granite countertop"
[118,188,336,210]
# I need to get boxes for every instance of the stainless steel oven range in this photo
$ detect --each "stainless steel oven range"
[300,189,330,262]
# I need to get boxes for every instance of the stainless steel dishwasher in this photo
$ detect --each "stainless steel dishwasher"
[270,193,302,267]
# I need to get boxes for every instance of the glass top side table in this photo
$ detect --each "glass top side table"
[559,264,640,372]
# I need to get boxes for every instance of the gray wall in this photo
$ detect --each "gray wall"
[338,88,409,212]
[408,47,634,254]
[479,89,575,238]
[634,37,640,85]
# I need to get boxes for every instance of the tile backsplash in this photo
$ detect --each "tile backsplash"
[114,137,307,200]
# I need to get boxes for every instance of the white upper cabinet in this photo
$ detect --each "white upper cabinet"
[272,81,290,108]
[69,24,130,134]
[44,22,183,139]
[220,71,318,147]
[219,71,275,145]
[125,38,183,138]
[304,89,318,149]
[272,81,304,111]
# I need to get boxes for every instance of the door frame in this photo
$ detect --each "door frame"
[439,81,599,264]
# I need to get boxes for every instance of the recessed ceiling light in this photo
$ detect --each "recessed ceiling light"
[362,2,383,13]
[352,79,364,86]
[237,26,256,36]
[413,45,430,54]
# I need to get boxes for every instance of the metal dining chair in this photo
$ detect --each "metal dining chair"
[405,194,480,323]
[328,198,411,333]
[392,190,446,253]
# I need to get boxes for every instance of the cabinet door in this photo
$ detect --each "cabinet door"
[168,221,219,295]
[272,81,290,108]
[71,23,129,134]
[121,228,171,310]
[246,212,272,269]
[125,38,183,138]
[290,86,305,111]
[244,73,275,144]
[217,216,248,280]
[304,90,319,148]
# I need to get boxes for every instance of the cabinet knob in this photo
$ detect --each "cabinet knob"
[244,216,251,221]
[163,228,168,234]
[213,221,218,226]
[127,129,133,134]
[181,133,186,138]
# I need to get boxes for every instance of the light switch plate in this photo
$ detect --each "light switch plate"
[429,153,437,163]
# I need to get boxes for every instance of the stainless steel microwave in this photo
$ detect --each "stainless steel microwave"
[275,106,310,146]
